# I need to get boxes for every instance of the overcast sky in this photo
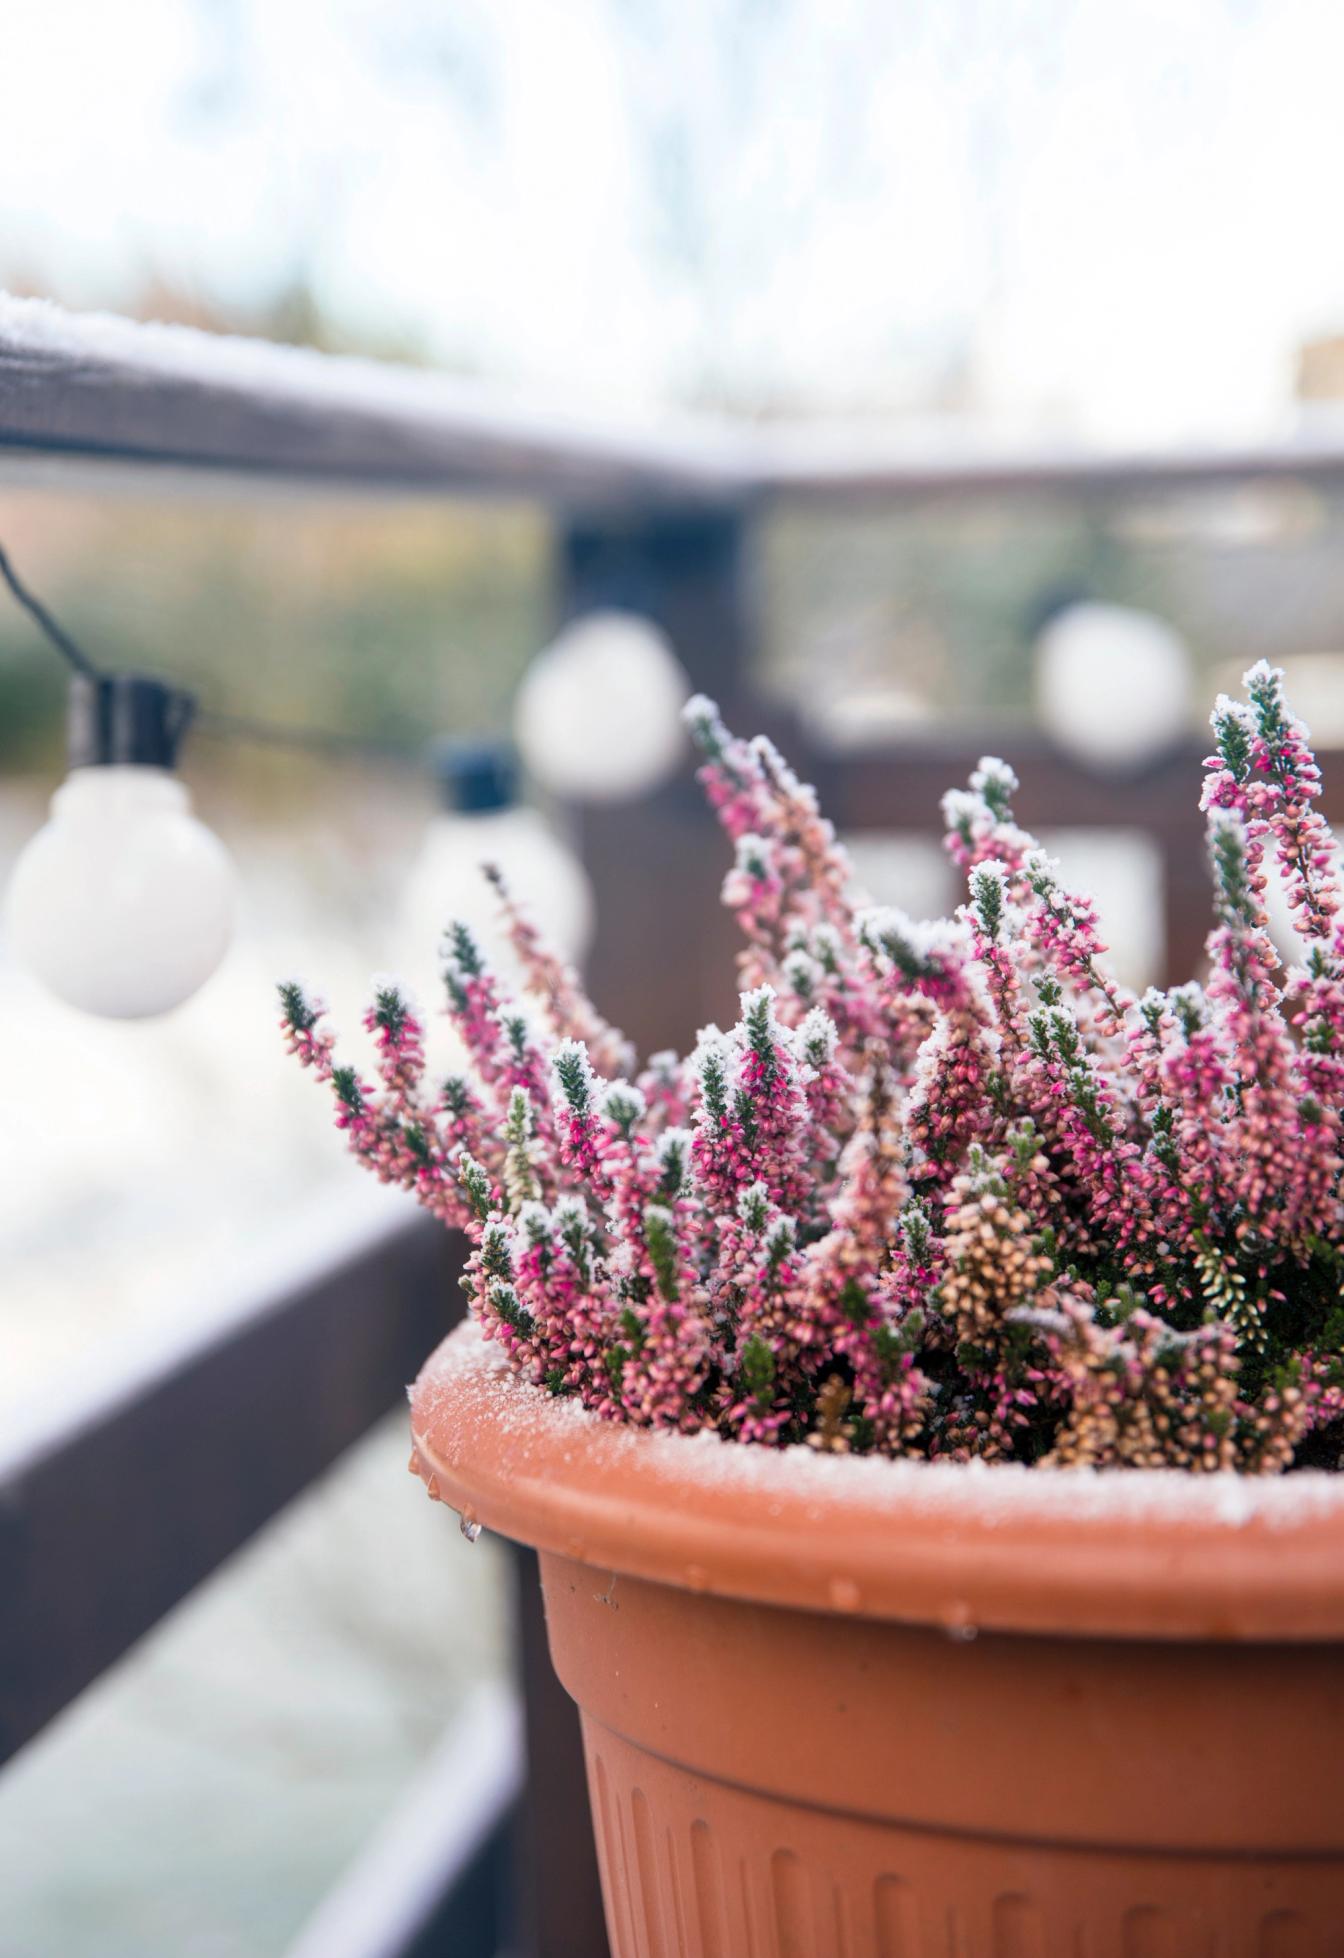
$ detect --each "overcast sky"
[4,0,1344,440]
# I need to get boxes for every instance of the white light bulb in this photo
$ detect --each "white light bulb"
[1035,603,1193,771]
[514,611,689,802]
[5,766,236,1018]
[401,804,594,983]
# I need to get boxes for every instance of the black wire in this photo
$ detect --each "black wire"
[194,707,423,760]
[0,539,103,680]
[0,537,427,766]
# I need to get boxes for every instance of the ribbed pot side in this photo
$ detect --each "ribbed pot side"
[411,1324,1344,1958]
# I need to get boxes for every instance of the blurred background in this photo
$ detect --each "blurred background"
[5,2,1344,1952]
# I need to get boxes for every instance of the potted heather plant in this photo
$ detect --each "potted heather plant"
[283,662,1344,1952]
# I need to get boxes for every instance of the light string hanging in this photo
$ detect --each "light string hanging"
[0,543,692,783]
[0,538,430,768]
[1,540,239,1018]
[0,544,691,1021]
[0,540,500,1020]
[0,541,626,1021]
[0,541,102,679]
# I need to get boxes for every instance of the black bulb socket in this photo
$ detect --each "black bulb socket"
[67,672,197,771]
[429,738,519,814]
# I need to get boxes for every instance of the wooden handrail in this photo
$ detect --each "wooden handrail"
[0,1202,463,1766]
[6,296,1344,505]
[0,295,749,505]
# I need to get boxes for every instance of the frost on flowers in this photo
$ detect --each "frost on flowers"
[282,665,1344,1472]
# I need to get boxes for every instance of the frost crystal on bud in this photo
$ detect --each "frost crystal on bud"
[738,1179,770,1230]
[970,861,1008,940]
[552,1038,594,1115]
[798,1005,838,1068]
[969,755,1018,814]
[600,1080,647,1135]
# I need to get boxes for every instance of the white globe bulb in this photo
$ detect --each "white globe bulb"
[514,611,689,802]
[5,766,236,1018]
[1035,603,1193,771]
[400,804,594,982]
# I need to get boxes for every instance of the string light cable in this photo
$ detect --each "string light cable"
[0,537,428,768]
[0,540,595,1020]
[0,541,449,1019]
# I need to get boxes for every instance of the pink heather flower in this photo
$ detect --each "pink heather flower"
[550,1037,609,1187]
[945,763,1134,1037]
[967,861,1029,1053]
[484,861,635,1079]
[941,756,1034,888]
[1206,663,1342,946]
[364,978,427,1110]
[636,1048,692,1131]
[685,695,860,996]
[721,832,788,989]
[688,1024,741,1210]
[441,921,513,1086]
[1021,854,1135,1038]
[286,667,1344,1474]
[278,980,335,1077]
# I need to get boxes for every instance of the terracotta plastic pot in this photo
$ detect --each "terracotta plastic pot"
[411,1323,1344,1958]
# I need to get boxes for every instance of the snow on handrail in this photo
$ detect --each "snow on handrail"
[0,294,751,504]
[5,293,1344,504]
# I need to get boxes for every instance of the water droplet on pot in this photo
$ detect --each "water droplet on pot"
[940,1602,978,1641]
[684,1563,709,1591]
[460,1513,483,1543]
[828,1576,862,1612]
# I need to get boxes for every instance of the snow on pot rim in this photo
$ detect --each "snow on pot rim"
[411,1320,1344,1643]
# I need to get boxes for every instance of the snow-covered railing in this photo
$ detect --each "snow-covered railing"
[0,295,750,504]
[6,296,1344,505]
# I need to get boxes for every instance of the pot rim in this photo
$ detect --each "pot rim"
[410,1321,1344,1641]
